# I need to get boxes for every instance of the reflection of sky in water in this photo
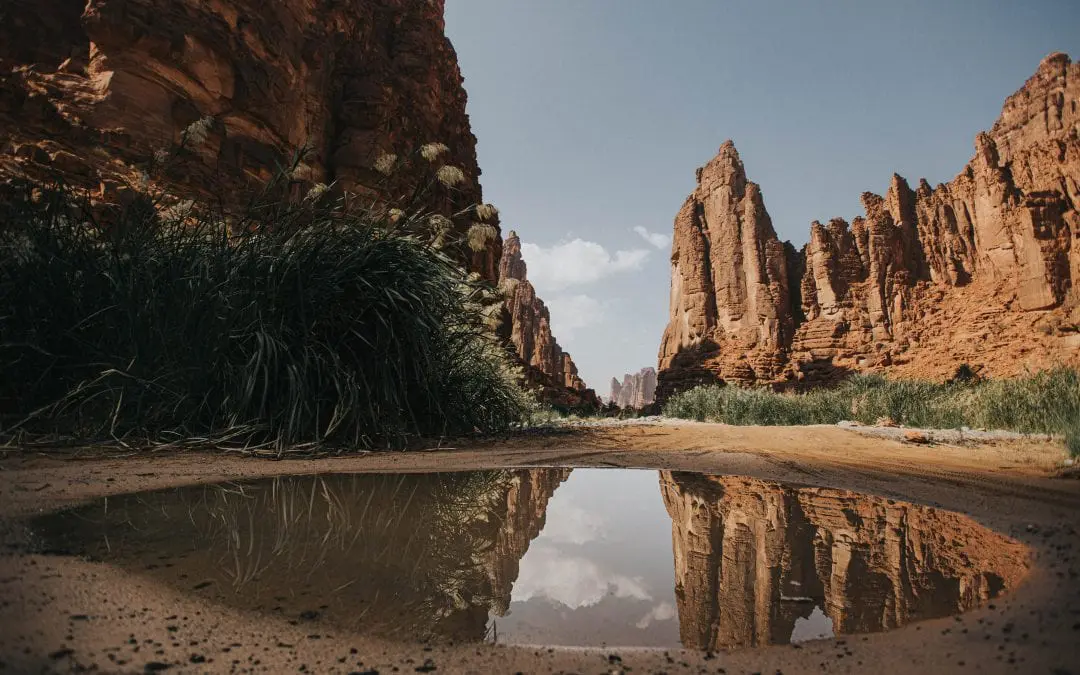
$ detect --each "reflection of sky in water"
[492,469,679,647]
[791,606,836,643]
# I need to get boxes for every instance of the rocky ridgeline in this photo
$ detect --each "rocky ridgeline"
[657,53,1080,403]
[500,232,600,409]
[0,0,597,408]
[608,367,657,409]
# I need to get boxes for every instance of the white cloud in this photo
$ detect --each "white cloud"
[790,606,836,643]
[521,239,649,292]
[633,226,671,250]
[635,602,676,629]
[540,496,604,545]
[511,544,651,609]
[544,294,603,339]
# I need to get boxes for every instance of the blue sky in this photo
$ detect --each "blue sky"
[444,0,1080,394]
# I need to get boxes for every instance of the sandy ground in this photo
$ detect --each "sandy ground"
[1,421,1078,674]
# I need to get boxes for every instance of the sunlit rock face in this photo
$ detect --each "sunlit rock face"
[499,231,600,410]
[608,367,658,409]
[659,472,1027,651]
[656,142,794,402]
[0,0,501,279]
[657,53,1080,402]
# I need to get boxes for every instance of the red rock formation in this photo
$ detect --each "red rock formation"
[0,0,501,278]
[658,54,1080,400]
[500,231,600,410]
[659,472,1027,650]
[608,367,658,409]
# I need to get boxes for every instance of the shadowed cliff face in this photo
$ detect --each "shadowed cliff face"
[499,232,600,410]
[657,53,1080,402]
[659,472,1028,650]
[0,0,502,279]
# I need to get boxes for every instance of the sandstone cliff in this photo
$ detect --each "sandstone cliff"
[659,472,1026,650]
[500,232,600,410]
[0,0,501,278]
[657,53,1080,402]
[0,0,597,408]
[608,367,658,409]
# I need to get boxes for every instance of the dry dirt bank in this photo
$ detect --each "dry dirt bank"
[1,422,1078,674]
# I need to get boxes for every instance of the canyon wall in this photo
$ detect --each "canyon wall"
[659,472,1026,650]
[0,0,597,406]
[0,0,501,278]
[500,232,600,409]
[608,367,658,409]
[657,53,1080,402]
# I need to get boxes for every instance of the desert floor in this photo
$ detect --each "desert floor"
[1,421,1078,674]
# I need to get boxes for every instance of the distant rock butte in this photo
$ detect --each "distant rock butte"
[0,0,501,279]
[500,232,600,410]
[657,53,1080,402]
[608,367,657,409]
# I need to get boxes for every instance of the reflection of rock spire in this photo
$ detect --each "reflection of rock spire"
[659,472,1027,651]
[486,468,571,615]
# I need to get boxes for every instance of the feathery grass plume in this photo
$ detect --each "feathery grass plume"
[436,165,465,188]
[0,178,529,452]
[420,142,450,162]
[305,182,330,201]
[467,222,498,252]
[663,369,1080,442]
[181,116,214,147]
[475,203,499,221]
[498,277,520,298]
[158,198,197,222]
[427,214,454,249]
[373,152,398,176]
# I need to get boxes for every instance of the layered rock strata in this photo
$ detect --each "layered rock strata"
[0,0,501,278]
[608,367,658,409]
[500,232,600,409]
[659,472,1027,650]
[657,53,1080,402]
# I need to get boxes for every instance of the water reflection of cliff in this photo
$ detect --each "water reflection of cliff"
[660,472,1027,650]
[30,469,569,643]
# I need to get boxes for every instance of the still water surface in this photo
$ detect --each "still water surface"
[29,469,1026,650]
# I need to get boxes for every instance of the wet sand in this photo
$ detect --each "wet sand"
[1,421,1078,674]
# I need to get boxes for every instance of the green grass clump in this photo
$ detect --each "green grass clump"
[1066,427,1080,458]
[663,369,1080,438]
[0,182,528,451]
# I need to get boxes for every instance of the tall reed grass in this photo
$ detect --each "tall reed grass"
[0,179,528,451]
[664,369,1080,452]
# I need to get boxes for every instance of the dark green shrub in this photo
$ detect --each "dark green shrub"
[0,181,527,451]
